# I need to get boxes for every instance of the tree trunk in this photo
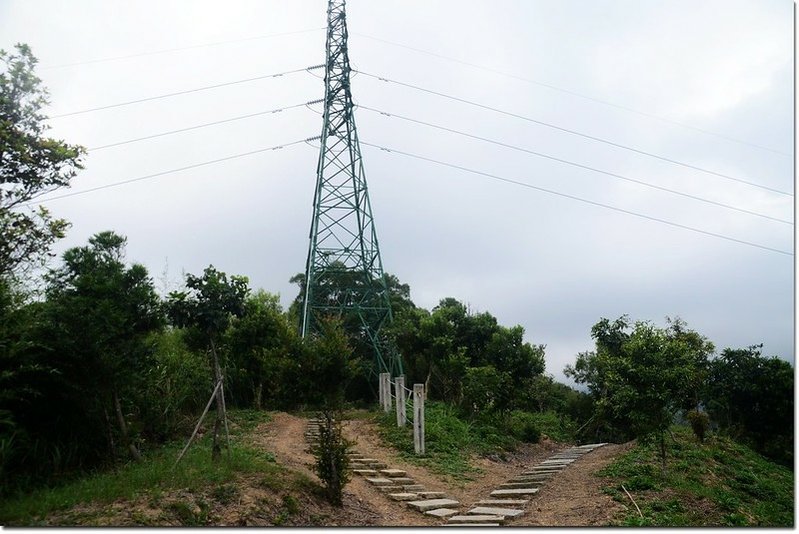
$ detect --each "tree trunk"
[103,406,116,457]
[659,432,667,477]
[113,389,142,462]
[209,337,225,461]
[254,382,263,411]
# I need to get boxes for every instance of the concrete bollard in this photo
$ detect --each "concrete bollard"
[413,383,425,455]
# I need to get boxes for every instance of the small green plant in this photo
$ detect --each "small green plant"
[686,410,709,443]
[310,412,351,506]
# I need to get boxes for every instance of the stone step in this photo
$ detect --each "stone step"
[352,469,378,476]
[350,463,369,470]
[380,468,407,478]
[526,466,564,471]
[403,484,425,492]
[386,477,415,485]
[388,492,419,501]
[448,515,506,525]
[365,477,395,486]
[467,506,525,518]
[476,499,529,506]
[425,508,459,518]
[490,488,539,497]
[407,498,460,512]
[417,491,446,499]
[365,462,388,470]
[376,485,405,493]
[541,459,575,464]
[498,482,542,490]
[443,524,501,527]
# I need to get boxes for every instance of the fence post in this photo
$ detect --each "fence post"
[413,383,425,455]
[395,375,406,426]
[382,373,392,413]
[378,372,385,408]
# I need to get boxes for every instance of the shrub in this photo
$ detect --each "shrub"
[310,412,351,506]
[686,410,709,443]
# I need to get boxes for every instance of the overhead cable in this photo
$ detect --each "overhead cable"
[24,137,317,205]
[352,32,790,157]
[360,141,792,257]
[43,28,326,70]
[357,71,792,197]
[51,65,325,118]
[89,99,323,150]
[358,105,791,225]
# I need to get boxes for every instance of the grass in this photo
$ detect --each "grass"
[0,409,280,526]
[370,402,516,480]
[597,426,794,527]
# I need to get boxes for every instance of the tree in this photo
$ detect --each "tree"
[704,345,793,465]
[44,231,163,461]
[0,44,84,280]
[167,265,249,460]
[566,316,714,474]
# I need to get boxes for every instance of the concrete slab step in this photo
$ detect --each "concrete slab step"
[388,492,419,501]
[376,485,405,493]
[407,498,460,512]
[365,462,388,469]
[387,477,415,485]
[417,491,446,499]
[490,488,539,497]
[448,515,506,524]
[443,524,501,527]
[365,477,395,486]
[498,482,542,489]
[403,484,425,492]
[352,469,378,476]
[380,468,407,478]
[467,506,525,518]
[541,459,575,464]
[424,508,459,518]
[476,499,529,506]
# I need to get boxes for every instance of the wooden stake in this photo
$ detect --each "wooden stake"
[622,484,643,518]
[175,379,221,466]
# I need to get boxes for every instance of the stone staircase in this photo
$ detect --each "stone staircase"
[305,416,462,519]
[442,443,607,526]
[306,417,606,526]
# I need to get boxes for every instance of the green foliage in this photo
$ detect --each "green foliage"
[0,44,85,280]
[461,366,512,415]
[0,420,284,525]
[686,409,709,443]
[374,402,514,480]
[597,426,794,527]
[703,345,793,465]
[310,412,351,506]
[565,316,714,470]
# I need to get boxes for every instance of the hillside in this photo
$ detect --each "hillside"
[596,426,794,527]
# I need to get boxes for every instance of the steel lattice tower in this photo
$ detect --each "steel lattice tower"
[301,0,401,377]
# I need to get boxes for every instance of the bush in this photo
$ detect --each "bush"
[507,411,541,443]
[310,412,351,506]
[686,410,709,443]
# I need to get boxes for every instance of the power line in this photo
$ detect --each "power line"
[89,99,323,151]
[50,65,324,118]
[352,32,791,157]
[357,71,792,197]
[42,28,326,70]
[358,105,791,226]
[360,141,792,257]
[24,137,317,206]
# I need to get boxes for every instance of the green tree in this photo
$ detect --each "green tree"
[223,290,291,409]
[167,265,249,460]
[44,231,163,461]
[566,316,714,474]
[0,44,84,280]
[704,345,793,465]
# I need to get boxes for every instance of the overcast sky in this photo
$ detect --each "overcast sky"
[1,0,793,384]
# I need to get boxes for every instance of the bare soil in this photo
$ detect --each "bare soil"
[40,411,630,527]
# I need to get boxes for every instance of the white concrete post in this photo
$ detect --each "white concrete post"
[395,375,406,426]
[381,373,392,413]
[413,383,425,455]
[378,372,385,408]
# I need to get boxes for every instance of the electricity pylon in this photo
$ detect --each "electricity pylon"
[301,0,402,378]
